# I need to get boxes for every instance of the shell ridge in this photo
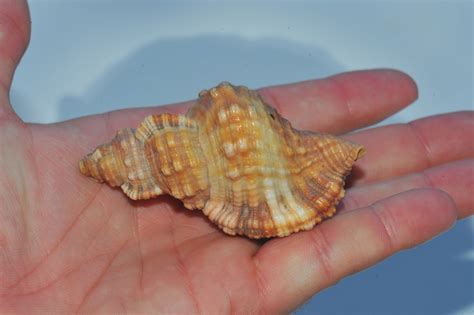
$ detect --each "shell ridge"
[135,114,197,143]
[120,182,163,200]
[134,113,211,207]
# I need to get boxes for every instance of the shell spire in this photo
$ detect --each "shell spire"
[80,82,365,238]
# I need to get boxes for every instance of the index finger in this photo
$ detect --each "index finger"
[71,69,418,138]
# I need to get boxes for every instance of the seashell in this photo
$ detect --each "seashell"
[79,82,365,238]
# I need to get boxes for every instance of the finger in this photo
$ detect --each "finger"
[0,0,30,118]
[340,159,474,219]
[68,69,418,137]
[346,111,474,185]
[253,189,457,314]
[259,69,418,133]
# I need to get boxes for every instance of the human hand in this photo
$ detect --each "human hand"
[0,1,472,314]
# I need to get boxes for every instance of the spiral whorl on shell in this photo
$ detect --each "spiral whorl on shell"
[79,82,365,238]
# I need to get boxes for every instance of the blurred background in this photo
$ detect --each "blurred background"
[11,1,473,314]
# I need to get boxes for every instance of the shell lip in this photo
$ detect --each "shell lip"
[78,157,105,183]
[78,158,89,176]
[353,146,366,160]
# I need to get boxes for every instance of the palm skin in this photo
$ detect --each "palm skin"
[2,118,265,314]
[0,1,473,314]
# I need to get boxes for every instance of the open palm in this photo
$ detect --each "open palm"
[1,2,472,314]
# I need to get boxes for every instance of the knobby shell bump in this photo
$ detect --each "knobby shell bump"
[79,82,365,238]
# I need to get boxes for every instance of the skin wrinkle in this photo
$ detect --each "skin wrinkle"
[419,169,436,190]
[167,209,201,315]
[132,207,145,298]
[2,248,116,299]
[326,75,358,133]
[307,226,335,286]
[251,258,270,315]
[215,273,233,315]
[175,229,222,250]
[6,185,104,291]
[367,203,396,254]
[25,125,41,213]
[75,241,128,314]
[78,196,120,255]
[407,121,434,167]
[6,195,112,297]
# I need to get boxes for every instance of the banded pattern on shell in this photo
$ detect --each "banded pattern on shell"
[79,82,365,238]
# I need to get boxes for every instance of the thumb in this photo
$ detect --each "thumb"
[0,0,30,119]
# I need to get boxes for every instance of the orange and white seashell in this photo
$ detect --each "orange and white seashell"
[79,82,365,238]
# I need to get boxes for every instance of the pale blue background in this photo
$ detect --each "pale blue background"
[11,1,473,314]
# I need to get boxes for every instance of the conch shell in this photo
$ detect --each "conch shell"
[79,82,365,238]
